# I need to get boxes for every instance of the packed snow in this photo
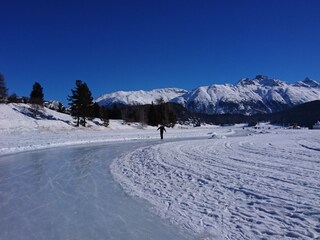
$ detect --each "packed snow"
[1,103,320,239]
[111,129,320,239]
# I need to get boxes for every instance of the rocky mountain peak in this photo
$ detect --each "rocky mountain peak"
[96,76,320,115]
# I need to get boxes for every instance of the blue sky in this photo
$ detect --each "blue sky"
[1,0,320,104]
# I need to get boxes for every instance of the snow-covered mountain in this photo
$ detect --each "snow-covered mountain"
[174,75,320,115]
[96,88,188,107]
[96,76,320,115]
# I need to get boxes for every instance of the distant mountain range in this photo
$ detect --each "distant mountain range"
[96,88,188,107]
[96,75,320,115]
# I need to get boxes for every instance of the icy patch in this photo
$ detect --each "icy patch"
[0,142,195,240]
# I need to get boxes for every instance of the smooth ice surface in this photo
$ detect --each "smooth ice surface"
[0,141,195,240]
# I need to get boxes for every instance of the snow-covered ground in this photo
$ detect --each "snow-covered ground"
[0,103,223,155]
[1,103,320,239]
[111,130,320,239]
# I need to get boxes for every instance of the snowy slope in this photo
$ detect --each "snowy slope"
[96,88,188,107]
[96,76,320,115]
[0,103,75,133]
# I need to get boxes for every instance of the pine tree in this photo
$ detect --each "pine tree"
[109,104,122,119]
[68,80,93,127]
[155,97,167,125]
[30,82,44,105]
[8,93,18,103]
[167,108,177,127]
[0,72,8,103]
[100,106,109,127]
[91,102,101,119]
[68,80,81,126]
[57,102,65,113]
[147,102,157,126]
[147,100,177,127]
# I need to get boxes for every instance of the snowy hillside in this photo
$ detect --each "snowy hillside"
[0,103,75,133]
[0,103,152,134]
[0,103,140,154]
[96,76,320,115]
[0,103,218,155]
[96,88,188,107]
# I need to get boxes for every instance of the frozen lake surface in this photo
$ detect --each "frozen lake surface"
[0,140,195,240]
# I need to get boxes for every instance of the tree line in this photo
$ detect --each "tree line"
[0,72,44,105]
[0,73,177,128]
[121,99,177,127]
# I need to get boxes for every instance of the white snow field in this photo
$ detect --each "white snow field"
[111,130,320,239]
[0,103,222,155]
[1,103,320,239]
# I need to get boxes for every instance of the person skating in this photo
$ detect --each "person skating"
[157,125,166,139]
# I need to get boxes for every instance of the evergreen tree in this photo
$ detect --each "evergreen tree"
[155,97,165,105]
[155,97,167,125]
[100,106,109,127]
[30,82,44,105]
[68,80,81,126]
[92,102,101,119]
[57,102,65,113]
[147,100,177,127]
[68,80,93,127]
[167,108,177,127]
[0,72,8,103]
[8,93,18,103]
[109,104,122,119]
[147,102,157,126]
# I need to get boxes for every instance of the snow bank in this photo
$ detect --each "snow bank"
[111,129,320,239]
[0,103,229,155]
[0,103,74,133]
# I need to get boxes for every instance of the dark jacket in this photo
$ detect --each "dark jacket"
[157,126,166,133]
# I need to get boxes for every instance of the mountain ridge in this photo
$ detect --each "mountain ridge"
[96,88,188,107]
[96,75,320,115]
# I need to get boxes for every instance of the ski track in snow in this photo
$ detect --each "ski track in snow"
[111,131,320,240]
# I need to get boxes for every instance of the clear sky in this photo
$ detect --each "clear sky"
[1,0,320,104]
